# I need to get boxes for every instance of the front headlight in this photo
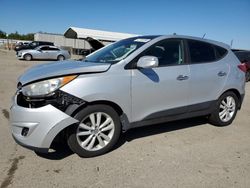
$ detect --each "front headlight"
[22,75,77,97]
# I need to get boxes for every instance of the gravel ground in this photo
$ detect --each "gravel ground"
[0,50,250,188]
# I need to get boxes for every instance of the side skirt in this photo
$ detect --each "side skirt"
[124,101,216,131]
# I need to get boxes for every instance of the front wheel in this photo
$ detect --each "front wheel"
[67,105,121,157]
[57,55,65,61]
[209,91,239,126]
[24,54,32,61]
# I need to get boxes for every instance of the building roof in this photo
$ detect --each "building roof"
[64,27,138,41]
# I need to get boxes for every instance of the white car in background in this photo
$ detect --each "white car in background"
[16,41,31,46]
[17,45,71,61]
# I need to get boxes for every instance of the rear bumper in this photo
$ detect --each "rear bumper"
[10,96,78,151]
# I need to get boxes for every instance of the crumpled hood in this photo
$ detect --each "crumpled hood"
[19,60,111,85]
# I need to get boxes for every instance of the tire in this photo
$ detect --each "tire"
[57,55,65,61]
[209,91,239,126]
[24,54,32,61]
[67,105,121,157]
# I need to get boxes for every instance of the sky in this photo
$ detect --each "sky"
[0,0,250,49]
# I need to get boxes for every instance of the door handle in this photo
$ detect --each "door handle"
[218,71,227,77]
[177,75,189,81]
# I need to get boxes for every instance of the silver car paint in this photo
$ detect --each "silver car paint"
[17,46,70,60]
[10,35,245,151]
[19,61,111,85]
[11,97,78,149]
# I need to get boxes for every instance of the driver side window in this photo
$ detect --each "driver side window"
[40,47,49,51]
[142,39,183,67]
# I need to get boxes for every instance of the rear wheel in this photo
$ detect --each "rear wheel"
[67,105,121,157]
[24,54,32,61]
[57,55,65,61]
[209,91,239,126]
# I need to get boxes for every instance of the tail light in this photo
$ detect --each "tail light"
[238,63,247,73]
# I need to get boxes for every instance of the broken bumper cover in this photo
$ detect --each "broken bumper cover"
[10,96,79,152]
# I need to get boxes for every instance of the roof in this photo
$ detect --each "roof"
[64,27,138,41]
[154,35,231,50]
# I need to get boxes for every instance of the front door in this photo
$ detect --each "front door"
[131,39,190,122]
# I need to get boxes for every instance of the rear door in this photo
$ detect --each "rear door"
[47,47,60,59]
[131,39,190,122]
[186,39,229,110]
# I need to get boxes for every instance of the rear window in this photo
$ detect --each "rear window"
[234,51,250,62]
[188,40,216,63]
[215,46,228,59]
[48,47,59,51]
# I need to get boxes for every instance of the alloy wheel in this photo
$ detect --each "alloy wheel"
[219,96,236,122]
[76,112,115,151]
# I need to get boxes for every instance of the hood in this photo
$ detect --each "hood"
[19,60,111,85]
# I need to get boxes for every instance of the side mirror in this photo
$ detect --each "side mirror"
[137,56,159,69]
[37,49,42,52]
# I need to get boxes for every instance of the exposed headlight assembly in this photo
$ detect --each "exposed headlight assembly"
[22,75,77,97]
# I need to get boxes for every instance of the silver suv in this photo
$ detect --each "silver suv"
[10,35,246,157]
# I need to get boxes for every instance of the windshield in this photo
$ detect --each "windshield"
[84,36,156,64]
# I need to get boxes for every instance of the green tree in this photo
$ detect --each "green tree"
[0,29,34,40]
[22,33,34,41]
[0,30,6,38]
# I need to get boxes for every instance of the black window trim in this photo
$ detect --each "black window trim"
[125,38,187,70]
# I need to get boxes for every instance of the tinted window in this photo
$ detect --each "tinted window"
[234,51,250,62]
[142,39,183,66]
[48,47,59,51]
[215,46,227,59]
[46,42,53,45]
[188,40,215,63]
[40,46,49,51]
[30,42,38,47]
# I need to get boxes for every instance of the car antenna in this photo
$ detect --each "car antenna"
[202,33,206,39]
[230,39,234,48]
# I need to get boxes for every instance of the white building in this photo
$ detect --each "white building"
[34,27,138,54]
[64,27,137,42]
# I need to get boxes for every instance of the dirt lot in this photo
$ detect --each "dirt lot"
[0,50,250,188]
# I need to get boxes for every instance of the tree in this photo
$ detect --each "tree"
[0,30,6,38]
[8,31,20,39]
[0,30,34,40]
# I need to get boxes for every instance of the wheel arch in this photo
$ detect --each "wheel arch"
[57,54,65,59]
[49,100,127,148]
[24,53,32,59]
[220,88,243,109]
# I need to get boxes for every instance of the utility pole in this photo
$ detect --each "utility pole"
[6,34,10,50]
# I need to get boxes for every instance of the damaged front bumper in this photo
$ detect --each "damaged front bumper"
[10,90,85,152]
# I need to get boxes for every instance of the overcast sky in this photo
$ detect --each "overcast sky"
[0,0,249,49]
